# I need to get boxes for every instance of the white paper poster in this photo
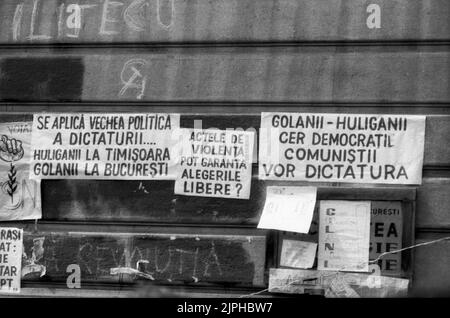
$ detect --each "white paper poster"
[370,201,403,275]
[30,113,180,180]
[174,129,254,199]
[257,186,317,233]
[318,201,371,272]
[269,268,409,297]
[0,228,23,294]
[259,113,426,184]
[280,240,317,269]
[0,122,41,221]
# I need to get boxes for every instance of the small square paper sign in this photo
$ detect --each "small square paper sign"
[280,240,317,269]
[257,186,317,234]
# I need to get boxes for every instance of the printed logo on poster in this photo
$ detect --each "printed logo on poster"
[0,122,41,221]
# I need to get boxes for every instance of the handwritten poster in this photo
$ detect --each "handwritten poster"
[318,201,371,272]
[0,122,41,221]
[370,201,403,275]
[258,186,317,233]
[259,113,426,184]
[280,240,317,269]
[0,228,23,294]
[29,113,180,180]
[174,129,254,199]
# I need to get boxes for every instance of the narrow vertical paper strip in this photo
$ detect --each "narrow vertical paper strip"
[318,201,371,272]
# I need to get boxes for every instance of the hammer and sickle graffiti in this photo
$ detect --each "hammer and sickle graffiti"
[118,59,148,100]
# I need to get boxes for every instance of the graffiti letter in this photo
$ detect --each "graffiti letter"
[28,0,51,40]
[124,0,148,32]
[157,0,174,29]
[203,242,222,277]
[66,264,81,289]
[66,4,81,38]
[366,4,381,29]
[12,4,24,41]
[100,0,124,35]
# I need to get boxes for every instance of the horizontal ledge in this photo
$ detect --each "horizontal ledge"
[415,228,450,234]
[2,221,270,236]
[3,104,450,116]
[3,101,450,106]
[0,45,449,54]
[0,40,450,49]
[414,231,450,238]
[4,219,265,230]
[6,285,272,298]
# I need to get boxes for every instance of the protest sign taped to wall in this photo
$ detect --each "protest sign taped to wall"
[318,201,371,272]
[174,129,254,199]
[280,240,317,269]
[0,228,23,294]
[278,201,404,275]
[30,113,180,180]
[370,201,403,275]
[257,186,317,233]
[259,113,426,184]
[0,122,41,221]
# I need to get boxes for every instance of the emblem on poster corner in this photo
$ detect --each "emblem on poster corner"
[0,135,24,209]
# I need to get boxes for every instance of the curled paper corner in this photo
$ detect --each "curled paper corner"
[366,264,382,289]
[21,264,46,279]
[110,267,155,280]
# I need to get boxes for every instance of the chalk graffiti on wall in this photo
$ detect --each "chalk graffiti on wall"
[11,0,175,41]
[119,59,148,100]
[21,234,257,285]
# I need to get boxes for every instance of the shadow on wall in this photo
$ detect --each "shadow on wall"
[132,281,185,298]
[0,58,84,101]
